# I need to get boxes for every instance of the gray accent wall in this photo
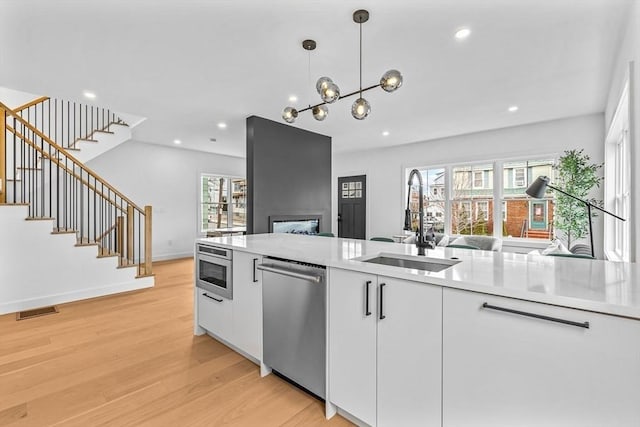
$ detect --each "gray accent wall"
[246,116,332,234]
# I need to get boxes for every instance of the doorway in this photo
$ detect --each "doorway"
[338,175,366,239]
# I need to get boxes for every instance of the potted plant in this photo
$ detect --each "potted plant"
[553,149,603,248]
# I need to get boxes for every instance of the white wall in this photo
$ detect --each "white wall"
[605,0,639,263]
[87,141,245,260]
[0,86,42,109]
[333,114,605,256]
[0,205,152,315]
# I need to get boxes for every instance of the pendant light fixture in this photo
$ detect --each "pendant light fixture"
[282,9,403,124]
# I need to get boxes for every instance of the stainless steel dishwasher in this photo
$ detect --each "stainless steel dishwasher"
[257,257,326,399]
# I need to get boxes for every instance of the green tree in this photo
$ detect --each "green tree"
[553,149,603,248]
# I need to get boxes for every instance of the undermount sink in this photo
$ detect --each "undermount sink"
[358,253,460,273]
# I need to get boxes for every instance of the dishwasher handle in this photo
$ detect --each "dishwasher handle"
[257,263,323,283]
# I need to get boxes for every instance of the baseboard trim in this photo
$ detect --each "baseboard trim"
[0,278,154,315]
[153,252,194,262]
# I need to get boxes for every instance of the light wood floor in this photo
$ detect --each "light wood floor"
[0,258,352,426]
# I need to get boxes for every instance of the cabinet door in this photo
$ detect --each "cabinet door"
[197,288,233,342]
[443,288,640,427]
[232,251,262,360]
[329,268,377,426]
[377,277,442,427]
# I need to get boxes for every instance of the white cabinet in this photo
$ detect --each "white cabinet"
[442,288,640,427]
[232,251,263,360]
[377,276,442,427]
[197,288,233,343]
[329,268,442,427]
[329,268,377,426]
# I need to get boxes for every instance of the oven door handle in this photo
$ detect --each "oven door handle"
[257,264,323,283]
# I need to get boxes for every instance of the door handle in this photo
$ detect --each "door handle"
[364,280,371,316]
[379,283,386,320]
[253,258,258,283]
[203,293,223,303]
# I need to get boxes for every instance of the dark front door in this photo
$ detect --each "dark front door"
[338,175,366,239]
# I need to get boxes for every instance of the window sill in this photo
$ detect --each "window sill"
[604,249,625,262]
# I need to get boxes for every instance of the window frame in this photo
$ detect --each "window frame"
[513,167,526,188]
[604,78,631,262]
[405,154,557,242]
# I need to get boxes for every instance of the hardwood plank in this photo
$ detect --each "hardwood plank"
[0,258,351,426]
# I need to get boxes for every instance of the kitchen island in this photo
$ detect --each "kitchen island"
[195,233,640,427]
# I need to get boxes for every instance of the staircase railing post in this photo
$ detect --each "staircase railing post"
[116,215,124,263]
[127,205,134,263]
[0,107,5,203]
[144,205,153,276]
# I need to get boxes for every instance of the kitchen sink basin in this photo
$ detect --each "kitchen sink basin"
[359,254,460,272]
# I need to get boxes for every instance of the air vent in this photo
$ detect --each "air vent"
[16,306,58,321]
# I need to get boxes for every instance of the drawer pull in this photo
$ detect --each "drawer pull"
[253,258,258,283]
[203,293,223,303]
[482,303,589,329]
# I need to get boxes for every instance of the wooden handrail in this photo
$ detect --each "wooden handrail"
[96,222,118,241]
[12,96,50,114]
[1,101,143,213]
[7,124,127,212]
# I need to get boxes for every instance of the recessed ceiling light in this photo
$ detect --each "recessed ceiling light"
[454,28,471,40]
[508,105,519,112]
[173,139,182,145]
[289,95,298,102]
[83,91,96,99]
[382,131,390,136]
[217,122,227,129]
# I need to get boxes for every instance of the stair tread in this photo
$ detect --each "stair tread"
[25,217,54,221]
[52,228,77,234]
[93,130,115,134]
[75,138,99,143]
[0,203,29,206]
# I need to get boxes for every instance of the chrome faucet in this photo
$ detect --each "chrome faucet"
[404,169,435,256]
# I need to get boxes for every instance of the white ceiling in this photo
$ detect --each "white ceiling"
[0,0,632,157]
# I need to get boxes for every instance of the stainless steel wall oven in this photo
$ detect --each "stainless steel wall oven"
[196,244,233,299]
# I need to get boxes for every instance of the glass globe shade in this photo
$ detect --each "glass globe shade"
[351,97,371,120]
[312,105,329,121]
[380,69,403,92]
[316,77,333,95]
[321,82,340,103]
[282,106,298,123]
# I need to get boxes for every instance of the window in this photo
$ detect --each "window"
[407,158,555,240]
[513,168,526,187]
[604,80,630,261]
[503,160,555,239]
[407,168,445,233]
[451,164,493,236]
[200,174,246,233]
[473,171,484,188]
[476,201,489,221]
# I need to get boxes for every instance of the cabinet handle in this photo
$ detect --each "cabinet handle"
[481,302,589,329]
[364,280,372,316]
[379,283,386,320]
[253,258,258,283]
[203,293,223,303]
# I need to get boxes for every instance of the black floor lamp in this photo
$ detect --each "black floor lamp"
[525,176,626,259]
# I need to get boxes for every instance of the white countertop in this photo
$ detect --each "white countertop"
[197,234,640,320]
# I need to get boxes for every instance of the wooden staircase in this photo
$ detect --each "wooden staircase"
[0,97,153,279]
